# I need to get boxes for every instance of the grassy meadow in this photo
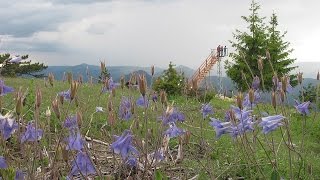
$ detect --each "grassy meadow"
[0,76,320,179]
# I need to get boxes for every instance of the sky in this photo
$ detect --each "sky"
[0,0,319,69]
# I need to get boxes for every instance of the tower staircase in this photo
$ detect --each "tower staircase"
[189,50,219,89]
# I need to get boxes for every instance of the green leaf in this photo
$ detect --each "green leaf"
[155,170,167,180]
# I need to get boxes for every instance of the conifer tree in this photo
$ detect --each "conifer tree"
[0,54,47,78]
[226,0,296,91]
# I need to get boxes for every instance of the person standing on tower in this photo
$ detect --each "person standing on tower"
[216,45,220,57]
[224,46,227,56]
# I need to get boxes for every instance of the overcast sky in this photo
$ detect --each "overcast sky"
[0,0,319,68]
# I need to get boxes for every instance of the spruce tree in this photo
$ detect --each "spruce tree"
[0,54,47,78]
[267,13,297,87]
[226,0,296,91]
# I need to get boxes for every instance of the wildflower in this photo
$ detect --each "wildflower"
[21,121,43,143]
[201,103,214,118]
[126,156,137,167]
[58,90,71,101]
[243,90,261,108]
[0,113,18,140]
[69,151,96,177]
[209,118,232,138]
[259,115,285,134]
[138,74,147,97]
[160,108,185,124]
[164,122,185,138]
[66,130,84,151]
[148,149,165,163]
[15,170,24,180]
[0,156,7,169]
[230,116,255,137]
[111,130,138,159]
[294,100,311,115]
[0,80,14,96]
[9,55,22,63]
[252,76,260,90]
[277,77,293,93]
[64,115,78,130]
[230,105,253,120]
[152,92,158,102]
[101,77,116,93]
[118,97,132,120]
[95,107,104,112]
[136,96,149,107]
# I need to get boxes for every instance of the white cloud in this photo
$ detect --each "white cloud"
[1,0,319,68]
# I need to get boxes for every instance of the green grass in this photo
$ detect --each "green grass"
[1,77,320,179]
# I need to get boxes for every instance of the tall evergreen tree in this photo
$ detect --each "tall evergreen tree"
[0,54,47,78]
[267,13,297,86]
[226,0,296,91]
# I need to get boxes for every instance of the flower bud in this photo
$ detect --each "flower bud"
[160,90,167,105]
[51,98,60,119]
[120,76,125,89]
[297,72,303,85]
[138,74,147,97]
[184,130,191,145]
[280,89,286,102]
[48,73,54,87]
[258,57,263,71]
[77,111,82,128]
[111,87,116,97]
[248,88,255,104]
[272,73,279,89]
[271,91,277,110]
[281,76,288,93]
[70,81,79,100]
[59,94,64,105]
[16,88,24,116]
[236,92,243,110]
[35,88,42,108]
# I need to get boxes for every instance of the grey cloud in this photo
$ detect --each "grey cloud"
[48,0,111,4]
[86,22,115,35]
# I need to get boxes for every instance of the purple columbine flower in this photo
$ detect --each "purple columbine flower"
[69,151,96,177]
[277,79,293,93]
[21,121,43,143]
[259,115,285,134]
[149,149,165,162]
[164,122,185,138]
[0,80,14,96]
[209,118,232,138]
[58,90,71,101]
[64,115,78,130]
[160,108,185,125]
[0,113,18,140]
[230,106,253,120]
[101,77,116,93]
[119,97,132,120]
[0,156,7,169]
[111,130,138,159]
[252,76,260,90]
[231,117,255,137]
[66,130,84,151]
[243,91,261,108]
[136,96,149,107]
[9,56,22,63]
[152,93,158,102]
[126,156,137,167]
[15,170,24,180]
[294,100,311,115]
[201,103,214,118]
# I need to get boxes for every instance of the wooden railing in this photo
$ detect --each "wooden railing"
[189,51,218,88]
